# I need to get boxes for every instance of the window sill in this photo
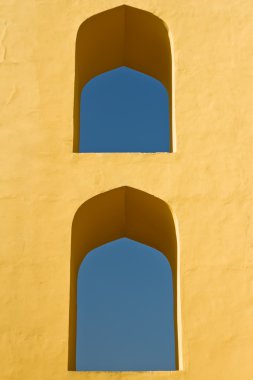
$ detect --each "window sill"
[67,370,184,379]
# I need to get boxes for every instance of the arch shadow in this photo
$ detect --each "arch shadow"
[74,5,173,152]
[68,187,181,371]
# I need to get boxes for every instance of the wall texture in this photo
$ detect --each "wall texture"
[0,1,253,379]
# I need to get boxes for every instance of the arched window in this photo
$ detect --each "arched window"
[76,238,175,371]
[79,67,169,152]
[68,187,181,371]
[74,5,173,152]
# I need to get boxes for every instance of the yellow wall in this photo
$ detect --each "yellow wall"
[0,1,253,380]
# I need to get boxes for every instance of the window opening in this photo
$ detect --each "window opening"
[76,238,175,371]
[68,187,180,371]
[74,6,173,152]
[79,67,169,152]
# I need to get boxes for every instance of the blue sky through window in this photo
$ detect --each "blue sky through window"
[79,66,170,152]
[76,238,175,371]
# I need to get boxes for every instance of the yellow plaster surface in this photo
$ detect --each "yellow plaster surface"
[0,1,253,380]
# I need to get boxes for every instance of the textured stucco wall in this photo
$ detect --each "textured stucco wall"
[0,1,253,380]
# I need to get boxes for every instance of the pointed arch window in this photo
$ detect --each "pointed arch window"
[74,6,173,152]
[76,238,175,371]
[68,187,181,371]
